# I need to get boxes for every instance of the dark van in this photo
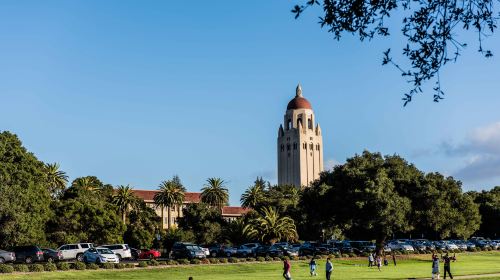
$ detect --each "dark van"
[12,246,44,263]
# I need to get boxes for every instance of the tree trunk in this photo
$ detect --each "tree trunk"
[376,236,386,257]
[161,206,165,230]
[167,206,171,229]
[123,211,126,224]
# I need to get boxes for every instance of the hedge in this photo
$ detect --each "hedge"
[44,262,57,272]
[72,262,86,270]
[138,261,148,268]
[0,264,14,274]
[14,264,29,272]
[28,264,44,272]
[190,259,201,264]
[57,262,71,271]
[86,263,100,270]
[115,263,126,269]
[101,263,115,269]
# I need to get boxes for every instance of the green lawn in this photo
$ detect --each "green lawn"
[1,252,500,280]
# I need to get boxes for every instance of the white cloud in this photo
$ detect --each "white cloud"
[443,121,500,182]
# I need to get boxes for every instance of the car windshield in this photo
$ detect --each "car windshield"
[97,248,114,254]
[186,246,197,250]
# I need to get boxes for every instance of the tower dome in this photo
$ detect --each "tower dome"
[287,84,312,110]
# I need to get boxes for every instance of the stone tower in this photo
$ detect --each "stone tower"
[277,84,324,187]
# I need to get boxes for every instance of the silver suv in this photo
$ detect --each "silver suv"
[57,243,94,261]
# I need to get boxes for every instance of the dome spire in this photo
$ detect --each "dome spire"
[296,83,302,97]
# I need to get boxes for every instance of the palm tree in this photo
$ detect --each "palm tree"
[201,177,229,209]
[112,185,137,223]
[44,163,68,197]
[154,180,186,229]
[240,184,265,209]
[73,177,100,192]
[243,207,297,244]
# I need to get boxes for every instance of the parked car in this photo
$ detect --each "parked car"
[254,245,270,257]
[408,240,427,251]
[267,244,298,257]
[442,241,459,251]
[83,247,119,264]
[487,241,499,250]
[57,243,94,262]
[333,241,354,254]
[12,246,44,264]
[349,241,375,253]
[299,242,329,256]
[41,248,63,262]
[236,245,254,257]
[451,240,468,250]
[198,246,210,257]
[130,248,140,260]
[138,249,161,259]
[387,241,414,252]
[0,249,16,263]
[171,243,206,260]
[208,244,237,257]
[101,244,132,260]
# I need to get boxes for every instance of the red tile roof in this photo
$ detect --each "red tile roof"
[132,190,201,203]
[222,206,250,216]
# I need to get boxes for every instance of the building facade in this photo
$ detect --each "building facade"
[132,190,248,229]
[277,84,324,187]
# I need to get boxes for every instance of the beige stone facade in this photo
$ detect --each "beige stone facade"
[278,85,324,187]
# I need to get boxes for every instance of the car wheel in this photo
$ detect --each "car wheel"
[47,257,54,263]
[211,252,217,257]
[0,257,5,264]
[25,257,33,264]
[96,259,101,264]
[76,254,84,262]
[226,252,231,257]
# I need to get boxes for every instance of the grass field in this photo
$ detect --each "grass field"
[1,252,499,280]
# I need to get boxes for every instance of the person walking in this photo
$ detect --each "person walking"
[368,253,374,267]
[432,253,440,280]
[392,253,397,266]
[283,259,292,280]
[376,255,382,271]
[442,253,456,279]
[309,257,318,276]
[325,258,333,280]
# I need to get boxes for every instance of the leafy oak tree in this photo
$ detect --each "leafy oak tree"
[292,0,498,104]
[467,186,500,238]
[177,203,226,245]
[47,177,126,245]
[0,131,52,247]
[124,199,161,249]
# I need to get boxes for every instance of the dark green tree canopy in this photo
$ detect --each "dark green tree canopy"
[0,131,52,247]
[293,0,498,104]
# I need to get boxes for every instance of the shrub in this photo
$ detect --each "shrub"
[341,254,349,258]
[0,264,14,274]
[101,263,114,269]
[158,261,167,265]
[138,261,148,268]
[72,261,86,270]
[246,257,256,262]
[487,247,492,251]
[177,259,190,265]
[126,263,135,269]
[190,259,201,264]
[208,258,219,264]
[115,263,126,269]
[298,256,307,261]
[28,264,44,272]
[57,262,70,271]
[228,257,238,263]
[86,263,99,270]
[257,257,265,262]
[348,253,357,258]
[280,256,290,261]
[200,258,210,264]
[167,260,179,265]
[218,258,228,264]
[14,264,29,272]
[273,257,281,261]
[148,259,159,266]
[44,262,57,272]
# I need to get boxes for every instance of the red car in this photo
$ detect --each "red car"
[138,249,161,259]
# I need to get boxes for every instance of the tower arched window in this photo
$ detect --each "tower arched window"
[287,144,290,151]
[281,144,284,152]
[297,118,302,128]
[287,119,292,130]
[308,118,312,129]
[309,143,313,150]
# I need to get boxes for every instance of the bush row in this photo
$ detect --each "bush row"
[0,262,136,274]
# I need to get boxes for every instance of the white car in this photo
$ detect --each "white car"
[388,241,414,252]
[83,247,119,264]
[57,243,94,262]
[101,244,132,260]
[443,241,459,250]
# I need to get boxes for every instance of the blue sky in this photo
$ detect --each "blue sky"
[1,1,499,205]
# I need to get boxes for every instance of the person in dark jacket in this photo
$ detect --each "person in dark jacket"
[325,258,333,280]
[442,253,456,279]
[283,259,292,280]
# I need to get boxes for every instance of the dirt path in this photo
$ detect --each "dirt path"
[413,272,500,279]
